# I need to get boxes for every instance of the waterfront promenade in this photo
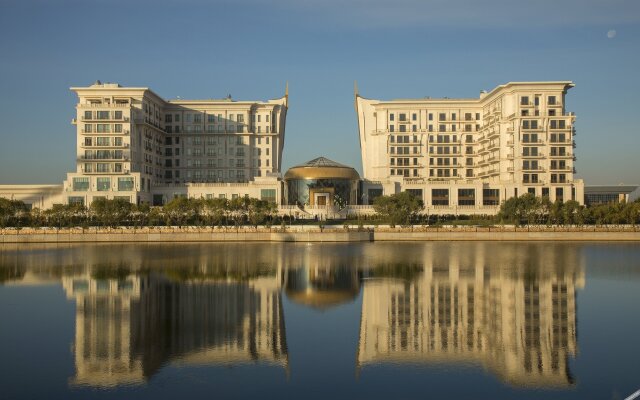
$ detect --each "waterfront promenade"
[1,225,639,243]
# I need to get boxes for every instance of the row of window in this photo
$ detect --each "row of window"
[163,169,269,181]
[164,113,272,124]
[72,177,134,191]
[177,136,270,146]
[82,110,125,120]
[83,124,124,133]
[164,124,273,134]
[389,124,479,133]
[520,95,560,106]
[82,163,125,173]
[83,137,124,147]
[390,112,481,122]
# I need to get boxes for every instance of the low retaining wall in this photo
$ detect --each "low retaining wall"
[1,227,639,243]
[0,228,373,243]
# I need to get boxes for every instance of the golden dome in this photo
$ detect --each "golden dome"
[284,157,360,180]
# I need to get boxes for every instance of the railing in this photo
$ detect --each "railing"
[79,102,130,108]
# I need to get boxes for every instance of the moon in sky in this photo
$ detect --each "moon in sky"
[607,30,617,39]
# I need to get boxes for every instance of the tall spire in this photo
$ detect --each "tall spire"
[285,81,289,97]
[354,80,359,97]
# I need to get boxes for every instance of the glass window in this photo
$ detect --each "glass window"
[260,189,276,203]
[72,177,89,191]
[118,177,134,191]
[96,177,111,191]
[68,197,84,206]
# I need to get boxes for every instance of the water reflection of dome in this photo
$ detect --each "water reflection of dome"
[285,265,361,310]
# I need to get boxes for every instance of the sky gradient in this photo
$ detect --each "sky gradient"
[0,0,638,185]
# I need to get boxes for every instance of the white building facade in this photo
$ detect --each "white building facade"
[356,82,584,214]
[61,81,288,206]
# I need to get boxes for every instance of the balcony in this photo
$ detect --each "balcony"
[550,139,573,144]
[522,166,545,172]
[550,166,575,172]
[79,152,131,161]
[79,102,130,108]
[522,139,544,145]
[522,153,545,158]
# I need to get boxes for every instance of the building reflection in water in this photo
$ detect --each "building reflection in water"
[357,243,585,388]
[32,244,291,388]
[0,242,585,388]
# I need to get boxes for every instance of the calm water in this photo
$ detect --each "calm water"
[1,242,640,400]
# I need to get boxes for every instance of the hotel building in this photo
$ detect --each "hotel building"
[355,82,584,213]
[0,81,288,208]
[65,81,288,206]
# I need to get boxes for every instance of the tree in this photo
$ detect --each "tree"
[0,198,29,227]
[203,198,228,227]
[373,192,423,227]
[163,197,202,227]
[43,203,87,228]
[246,198,276,228]
[562,200,581,226]
[90,198,133,227]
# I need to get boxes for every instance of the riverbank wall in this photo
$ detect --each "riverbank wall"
[1,226,640,243]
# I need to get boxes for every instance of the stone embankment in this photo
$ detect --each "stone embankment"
[1,225,640,243]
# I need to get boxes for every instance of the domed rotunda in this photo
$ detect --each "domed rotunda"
[284,157,360,207]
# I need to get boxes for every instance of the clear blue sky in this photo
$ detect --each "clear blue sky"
[0,0,638,185]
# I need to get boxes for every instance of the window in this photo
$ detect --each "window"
[72,177,89,191]
[458,189,475,206]
[548,96,557,105]
[96,177,111,191]
[399,113,406,121]
[97,111,110,119]
[260,189,276,203]
[96,124,110,133]
[483,189,500,205]
[118,177,134,191]
[432,189,449,206]
[521,96,529,106]
[68,197,84,206]
[114,111,122,120]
